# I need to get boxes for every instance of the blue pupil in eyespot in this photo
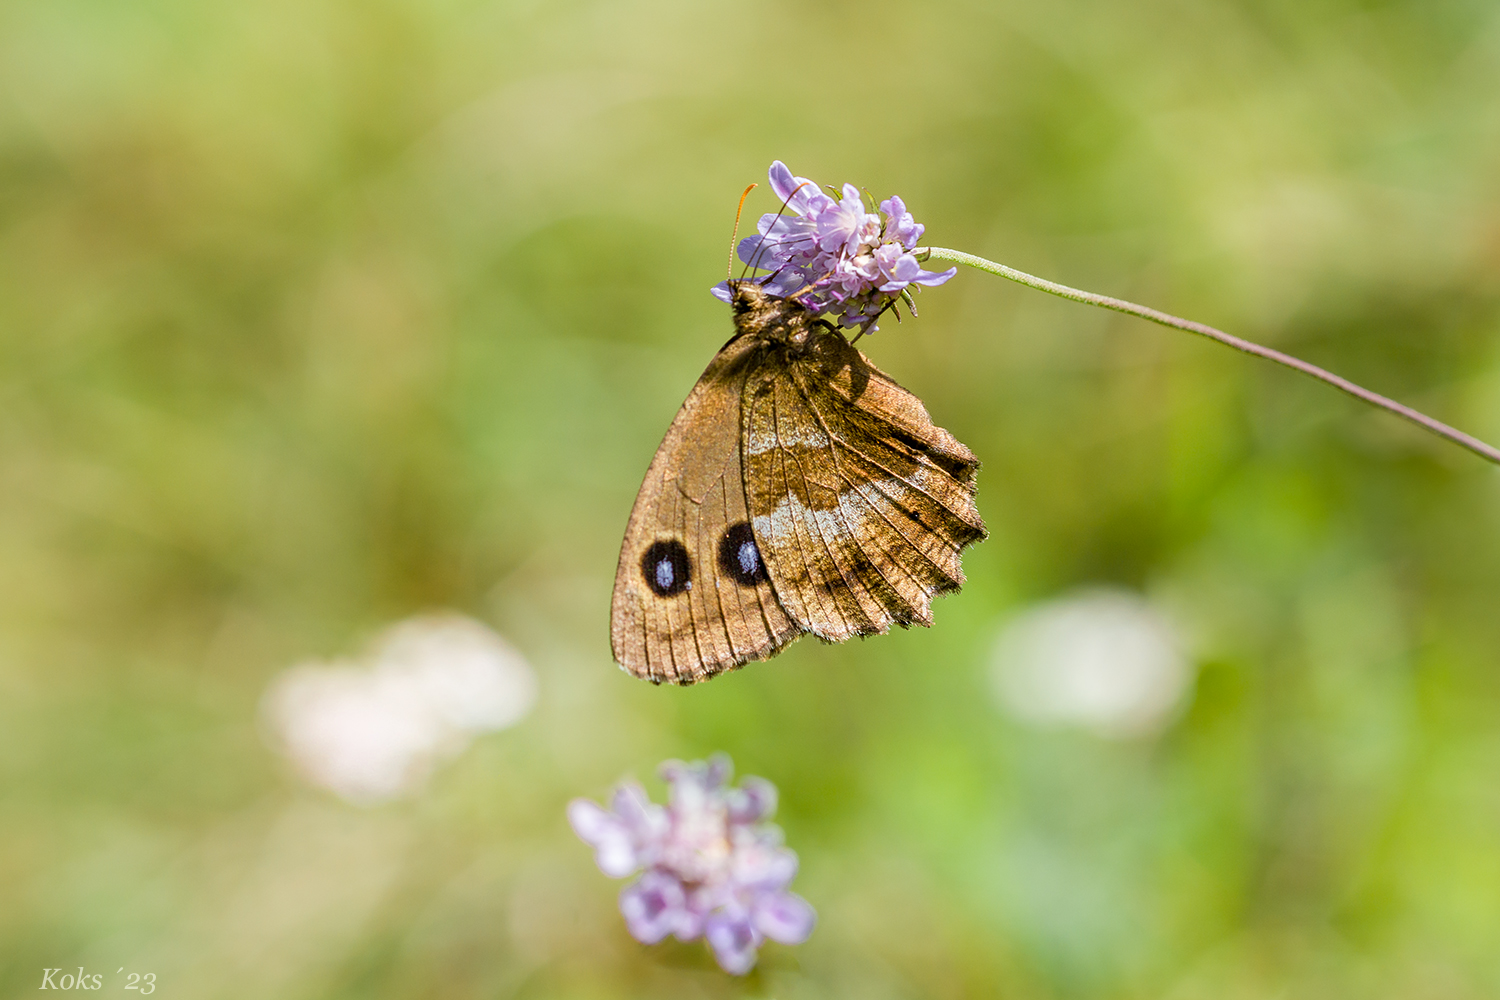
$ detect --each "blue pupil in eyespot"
[718,522,766,587]
[641,539,691,597]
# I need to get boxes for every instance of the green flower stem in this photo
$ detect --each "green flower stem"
[921,246,1500,467]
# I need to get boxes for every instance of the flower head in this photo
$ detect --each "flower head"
[568,754,815,975]
[989,587,1193,739]
[711,161,956,332]
[262,613,536,805]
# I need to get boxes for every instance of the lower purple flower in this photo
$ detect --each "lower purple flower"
[568,754,816,975]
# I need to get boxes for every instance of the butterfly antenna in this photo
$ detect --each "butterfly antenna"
[727,183,757,282]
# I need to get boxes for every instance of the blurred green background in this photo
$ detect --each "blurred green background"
[4,0,1500,996]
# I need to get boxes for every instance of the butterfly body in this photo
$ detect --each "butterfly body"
[611,281,986,684]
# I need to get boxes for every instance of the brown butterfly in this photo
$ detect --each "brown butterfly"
[610,279,987,684]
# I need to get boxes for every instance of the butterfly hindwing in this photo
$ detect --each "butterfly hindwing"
[804,340,986,578]
[741,364,880,640]
[741,328,987,642]
[610,335,799,684]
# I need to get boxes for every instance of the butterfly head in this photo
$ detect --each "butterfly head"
[725,278,820,346]
[725,277,774,313]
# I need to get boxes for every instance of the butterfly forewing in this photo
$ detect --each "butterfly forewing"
[611,335,798,683]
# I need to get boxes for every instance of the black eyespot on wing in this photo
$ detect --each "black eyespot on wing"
[718,522,767,587]
[641,539,692,597]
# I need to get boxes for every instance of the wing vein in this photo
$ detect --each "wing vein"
[778,396,869,635]
[793,377,924,620]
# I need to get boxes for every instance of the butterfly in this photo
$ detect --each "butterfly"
[610,278,987,684]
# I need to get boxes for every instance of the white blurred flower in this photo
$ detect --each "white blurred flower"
[263,613,537,804]
[988,587,1191,739]
[370,614,537,732]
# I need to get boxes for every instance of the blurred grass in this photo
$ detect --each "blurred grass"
[4,0,1500,997]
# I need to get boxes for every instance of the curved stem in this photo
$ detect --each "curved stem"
[921,246,1500,466]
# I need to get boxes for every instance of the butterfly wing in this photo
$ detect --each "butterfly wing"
[611,334,802,684]
[741,329,987,641]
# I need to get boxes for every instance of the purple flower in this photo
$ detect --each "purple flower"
[711,161,957,333]
[568,754,816,975]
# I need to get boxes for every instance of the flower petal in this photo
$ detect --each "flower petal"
[767,161,826,216]
[880,195,925,249]
[619,871,688,944]
[705,907,763,975]
[674,883,716,941]
[732,839,798,889]
[888,253,922,283]
[726,776,777,824]
[704,752,733,790]
[567,799,641,877]
[758,269,817,299]
[766,160,800,205]
[753,890,817,944]
[566,798,613,844]
[611,781,667,840]
[911,265,957,287]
